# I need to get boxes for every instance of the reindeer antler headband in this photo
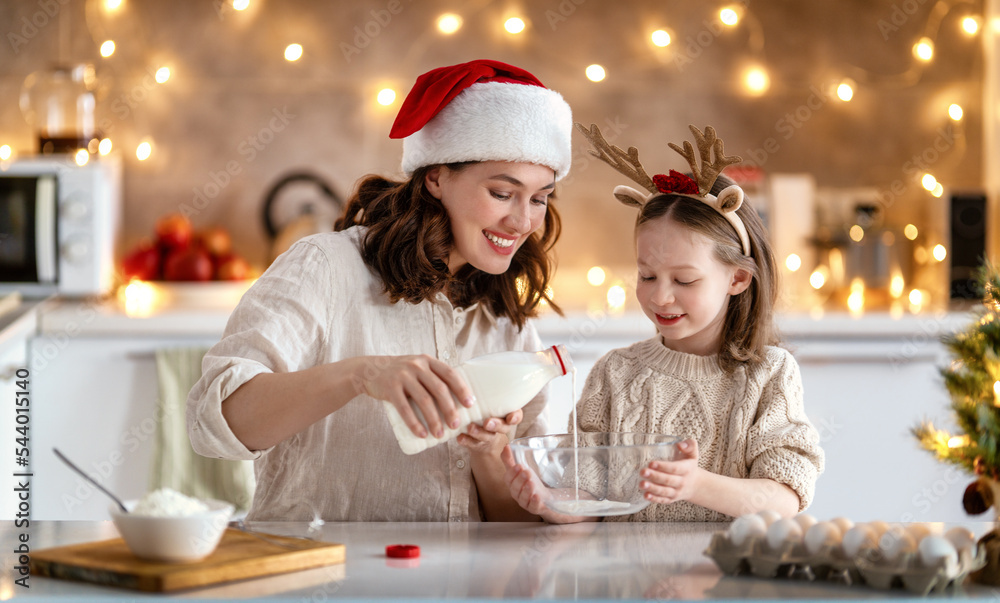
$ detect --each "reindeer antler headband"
[576,123,751,256]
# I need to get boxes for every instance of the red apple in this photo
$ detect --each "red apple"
[121,242,162,281]
[215,254,251,281]
[155,213,194,249]
[198,227,232,258]
[163,246,213,281]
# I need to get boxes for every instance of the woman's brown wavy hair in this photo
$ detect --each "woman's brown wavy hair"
[635,174,780,372]
[335,163,562,330]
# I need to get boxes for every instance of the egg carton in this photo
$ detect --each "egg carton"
[703,532,986,596]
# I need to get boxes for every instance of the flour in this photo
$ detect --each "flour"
[132,488,209,517]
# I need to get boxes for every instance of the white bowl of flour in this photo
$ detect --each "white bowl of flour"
[110,488,233,562]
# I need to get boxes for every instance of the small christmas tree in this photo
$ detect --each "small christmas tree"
[913,262,1000,515]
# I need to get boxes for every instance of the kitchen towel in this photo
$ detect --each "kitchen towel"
[153,347,255,511]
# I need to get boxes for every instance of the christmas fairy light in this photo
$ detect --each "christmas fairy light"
[74,149,89,166]
[932,244,947,261]
[962,16,980,35]
[719,6,741,26]
[136,140,152,160]
[932,182,944,197]
[376,88,396,105]
[155,67,170,83]
[836,82,854,102]
[809,268,827,289]
[504,17,525,34]
[607,285,626,309]
[651,29,671,47]
[785,254,801,272]
[284,44,303,61]
[949,104,963,120]
[100,40,116,57]
[98,138,112,155]
[947,435,969,448]
[233,0,249,10]
[104,0,122,11]
[743,66,769,95]
[890,273,905,298]
[921,173,937,191]
[587,266,606,286]
[585,64,606,82]
[847,278,865,315]
[904,224,918,240]
[437,13,462,34]
[0,145,10,160]
[914,37,934,61]
[849,225,864,242]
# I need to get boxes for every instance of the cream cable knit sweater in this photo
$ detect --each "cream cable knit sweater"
[575,336,824,522]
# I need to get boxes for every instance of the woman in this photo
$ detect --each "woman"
[187,59,573,522]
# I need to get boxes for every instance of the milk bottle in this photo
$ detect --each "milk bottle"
[386,345,572,455]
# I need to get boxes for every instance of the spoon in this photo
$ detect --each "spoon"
[53,448,128,513]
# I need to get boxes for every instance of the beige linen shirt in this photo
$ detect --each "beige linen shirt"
[186,226,549,522]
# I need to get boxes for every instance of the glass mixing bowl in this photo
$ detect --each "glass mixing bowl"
[509,432,681,517]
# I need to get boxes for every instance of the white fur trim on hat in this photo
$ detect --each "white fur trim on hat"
[400,82,573,180]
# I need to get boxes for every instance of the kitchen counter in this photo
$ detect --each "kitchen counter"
[35,296,972,339]
[9,520,999,601]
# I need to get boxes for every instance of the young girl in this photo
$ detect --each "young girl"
[504,124,824,523]
[186,60,573,522]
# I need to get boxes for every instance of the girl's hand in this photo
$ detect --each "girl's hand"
[458,410,522,457]
[501,446,586,524]
[356,355,474,439]
[639,438,701,504]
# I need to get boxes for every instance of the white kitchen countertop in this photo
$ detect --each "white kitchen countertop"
[12,520,999,600]
[33,296,973,341]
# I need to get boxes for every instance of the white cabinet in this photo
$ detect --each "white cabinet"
[0,304,38,521]
[29,300,227,520]
[792,337,966,522]
[30,334,223,520]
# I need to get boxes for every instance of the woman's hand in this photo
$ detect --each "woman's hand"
[639,438,702,504]
[458,410,522,457]
[356,355,474,439]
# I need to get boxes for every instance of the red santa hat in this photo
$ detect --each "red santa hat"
[390,59,573,180]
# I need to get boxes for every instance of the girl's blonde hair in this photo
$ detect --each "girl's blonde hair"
[635,174,779,371]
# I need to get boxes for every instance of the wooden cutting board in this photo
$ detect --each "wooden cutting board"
[30,528,345,592]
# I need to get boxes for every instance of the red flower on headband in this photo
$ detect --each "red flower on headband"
[653,170,699,195]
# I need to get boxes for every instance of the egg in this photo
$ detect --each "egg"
[879,527,917,562]
[729,513,768,546]
[757,509,782,527]
[904,522,938,543]
[866,520,890,538]
[804,521,843,555]
[842,525,877,557]
[794,513,817,532]
[918,535,959,567]
[944,526,977,555]
[766,517,804,551]
[830,516,854,534]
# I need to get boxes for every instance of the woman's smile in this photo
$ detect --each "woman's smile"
[484,229,517,254]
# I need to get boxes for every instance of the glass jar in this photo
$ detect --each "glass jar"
[19,63,101,154]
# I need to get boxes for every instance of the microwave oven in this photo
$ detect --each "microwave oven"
[0,155,122,298]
